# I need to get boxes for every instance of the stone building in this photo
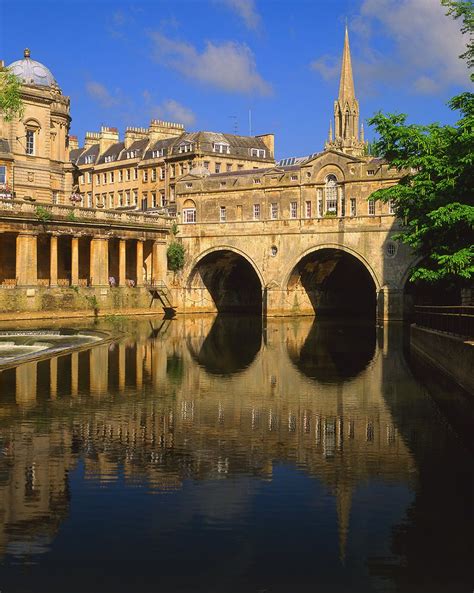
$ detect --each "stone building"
[0,50,170,315]
[70,123,275,214]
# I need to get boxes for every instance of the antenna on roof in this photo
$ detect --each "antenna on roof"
[228,115,238,134]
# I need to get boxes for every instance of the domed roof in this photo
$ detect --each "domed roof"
[7,49,56,87]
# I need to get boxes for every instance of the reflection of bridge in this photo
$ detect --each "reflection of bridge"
[0,316,418,562]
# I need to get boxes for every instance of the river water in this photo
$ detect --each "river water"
[0,315,472,593]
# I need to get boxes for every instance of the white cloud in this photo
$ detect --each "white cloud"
[310,0,470,96]
[149,32,272,96]
[154,99,196,127]
[216,0,261,30]
[86,81,118,108]
[310,54,340,80]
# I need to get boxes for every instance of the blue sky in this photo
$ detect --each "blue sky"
[1,0,471,159]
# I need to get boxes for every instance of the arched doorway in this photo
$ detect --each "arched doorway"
[287,248,377,318]
[188,249,263,315]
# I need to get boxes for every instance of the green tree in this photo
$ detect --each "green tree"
[368,1,474,288]
[0,66,24,122]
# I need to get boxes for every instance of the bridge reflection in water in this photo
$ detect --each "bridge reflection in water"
[0,316,472,593]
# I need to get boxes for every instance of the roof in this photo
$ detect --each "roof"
[8,49,57,87]
[75,144,99,166]
[277,153,320,167]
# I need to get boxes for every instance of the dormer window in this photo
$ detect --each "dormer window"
[178,142,193,154]
[250,148,266,158]
[253,178,261,184]
[126,150,136,159]
[213,142,230,154]
[152,148,165,158]
[185,183,193,189]
[85,155,94,164]
[104,155,115,163]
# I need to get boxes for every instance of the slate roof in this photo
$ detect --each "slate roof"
[96,142,124,165]
[75,144,100,166]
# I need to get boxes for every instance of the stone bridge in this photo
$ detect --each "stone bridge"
[170,214,416,322]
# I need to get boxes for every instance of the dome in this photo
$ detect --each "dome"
[7,49,56,87]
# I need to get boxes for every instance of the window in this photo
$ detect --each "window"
[79,174,84,185]
[325,175,338,214]
[152,148,165,158]
[132,190,138,205]
[170,164,176,178]
[367,169,375,176]
[253,178,261,185]
[87,192,92,208]
[183,208,196,223]
[109,171,114,183]
[350,198,357,217]
[389,199,396,215]
[250,148,266,158]
[340,197,346,217]
[96,174,100,186]
[179,163,184,176]
[103,173,107,184]
[270,203,278,220]
[185,182,193,189]
[101,193,106,206]
[109,193,114,209]
[220,181,226,188]
[220,206,226,222]
[169,185,175,201]
[317,189,323,217]
[118,191,123,206]
[104,155,115,163]
[203,161,210,170]
[213,142,230,154]
[178,142,193,153]
[143,169,148,182]
[52,191,59,204]
[238,164,244,170]
[85,154,94,165]
[368,199,375,215]
[126,169,131,181]
[126,150,136,159]
[87,172,92,183]
[226,164,232,172]
[125,190,131,206]
[151,168,156,182]
[305,201,312,218]
[118,170,123,182]
[94,193,100,207]
[253,204,260,220]
[290,201,297,219]
[0,166,6,184]
[160,190,166,207]
[160,167,165,180]
[291,174,298,181]
[133,168,138,180]
[142,192,148,208]
[151,192,157,208]
[215,162,221,174]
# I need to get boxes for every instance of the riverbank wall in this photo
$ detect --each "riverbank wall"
[410,325,474,395]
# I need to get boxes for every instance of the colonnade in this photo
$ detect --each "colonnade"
[1,231,168,287]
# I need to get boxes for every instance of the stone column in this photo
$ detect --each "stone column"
[136,239,144,286]
[377,286,404,322]
[50,234,58,287]
[16,232,38,286]
[90,237,109,287]
[50,357,58,399]
[16,362,37,408]
[71,236,79,285]
[119,239,127,287]
[152,240,167,284]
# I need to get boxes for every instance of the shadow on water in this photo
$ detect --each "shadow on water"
[287,317,377,382]
[187,314,262,375]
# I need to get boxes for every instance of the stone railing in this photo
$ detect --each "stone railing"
[0,198,175,228]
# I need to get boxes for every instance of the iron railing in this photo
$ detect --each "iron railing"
[414,306,474,339]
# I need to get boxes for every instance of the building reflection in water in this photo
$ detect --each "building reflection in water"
[0,315,471,592]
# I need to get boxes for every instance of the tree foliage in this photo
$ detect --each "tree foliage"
[167,242,185,272]
[368,1,474,288]
[0,67,24,122]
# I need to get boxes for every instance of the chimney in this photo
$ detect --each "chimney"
[99,126,119,154]
[84,131,100,149]
[69,135,79,150]
[148,119,185,142]
[255,133,274,158]
[124,126,148,150]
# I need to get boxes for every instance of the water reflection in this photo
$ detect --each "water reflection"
[0,316,471,593]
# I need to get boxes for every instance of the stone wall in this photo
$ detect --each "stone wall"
[410,325,474,395]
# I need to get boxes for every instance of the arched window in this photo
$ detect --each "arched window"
[325,175,338,214]
[182,199,196,224]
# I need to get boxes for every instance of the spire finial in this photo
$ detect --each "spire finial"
[24,48,31,59]
[360,122,365,142]
[329,119,333,142]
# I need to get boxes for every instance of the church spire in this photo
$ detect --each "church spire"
[338,25,356,106]
[325,25,367,157]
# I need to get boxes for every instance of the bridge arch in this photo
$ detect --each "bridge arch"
[284,244,380,318]
[186,245,264,315]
